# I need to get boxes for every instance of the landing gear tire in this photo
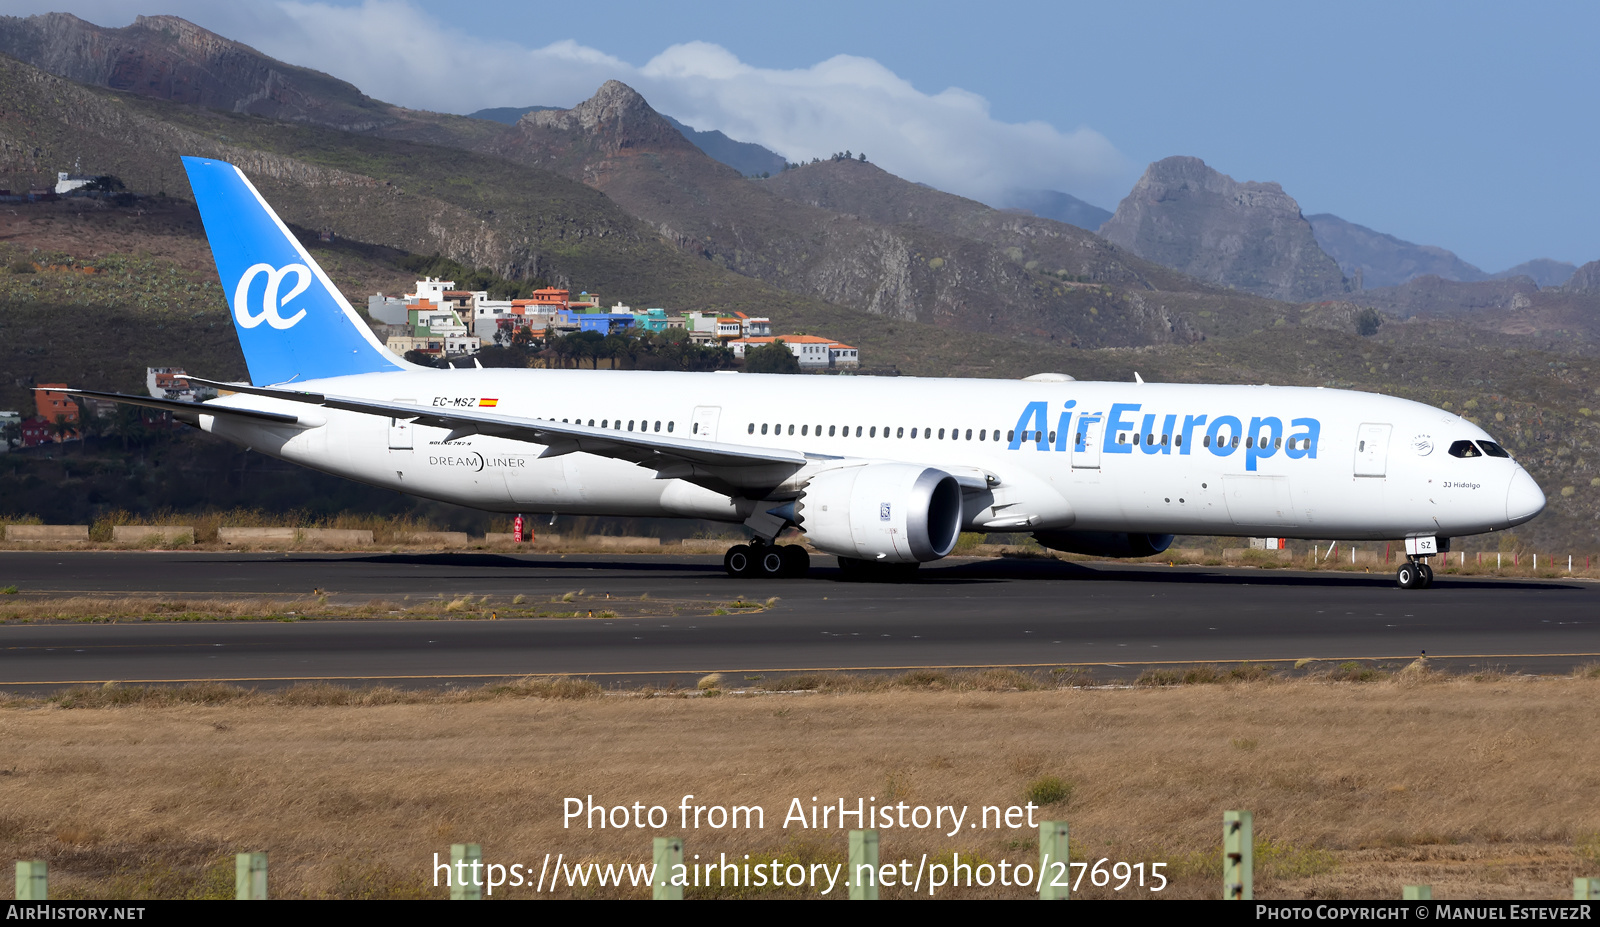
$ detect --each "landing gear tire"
[1419,562,1434,588]
[1397,561,1424,590]
[724,544,757,578]
[756,546,787,579]
[780,545,811,578]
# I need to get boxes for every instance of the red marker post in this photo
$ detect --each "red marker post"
[513,514,524,544]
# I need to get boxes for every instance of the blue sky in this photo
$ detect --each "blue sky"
[4,0,1596,271]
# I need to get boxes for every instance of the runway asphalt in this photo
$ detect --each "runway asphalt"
[0,551,1595,690]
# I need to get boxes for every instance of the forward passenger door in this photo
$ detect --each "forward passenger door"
[1073,415,1102,469]
[1354,423,1392,478]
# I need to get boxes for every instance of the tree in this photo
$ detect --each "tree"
[565,330,606,369]
[511,325,541,350]
[743,339,802,374]
[603,330,641,369]
[84,175,125,193]
[50,416,77,449]
[1355,307,1383,337]
[403,350,446,368]
[109,404,151,452]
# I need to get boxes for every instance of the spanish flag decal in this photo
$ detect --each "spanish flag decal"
[479,398,499,408]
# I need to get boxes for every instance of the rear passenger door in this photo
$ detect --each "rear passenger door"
[692,406,721,441]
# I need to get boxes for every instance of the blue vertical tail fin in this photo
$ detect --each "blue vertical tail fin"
[182,156,407,386]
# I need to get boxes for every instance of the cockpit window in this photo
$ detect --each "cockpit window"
[1448,439,1482,458]
[1477,440,1512,459]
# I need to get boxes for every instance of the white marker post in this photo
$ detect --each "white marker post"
[235,852,267,900]
[849,830,879,900]
[15,860,46,900]
[1040,821,1070,900]
[1224,811,1252,900]
[653,836,683,900]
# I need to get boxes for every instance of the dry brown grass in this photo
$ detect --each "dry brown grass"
[0,593,767,624]
[0,672,1596,899]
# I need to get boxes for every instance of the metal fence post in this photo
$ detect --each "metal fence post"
[15,860,46,901]
[849,829,879,900]
[1040,820,1070,900]
[450,843,482,900]
[1223,810,1253,900]
[235,852,267,900]
[1403,885,1432,900]
[653,836,683,900]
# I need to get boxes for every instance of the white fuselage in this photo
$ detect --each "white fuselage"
[200,367,1539,543]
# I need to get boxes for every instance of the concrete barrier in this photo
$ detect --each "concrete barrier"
[112,525,195,544]
[585,535,661,548]
[483,532,525,546]
[678,538,734,551]
[6,525,89,541]
[1168,547,1207,560]
[400,531,469,547]
[218,527,296,544]
[219,527,371,545]
[302,529,372,545]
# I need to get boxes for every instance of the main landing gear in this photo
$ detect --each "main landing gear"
[1396,557,1434,590]
[724,541,810,578]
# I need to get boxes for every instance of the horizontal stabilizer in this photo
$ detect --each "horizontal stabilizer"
[42,387,306,426]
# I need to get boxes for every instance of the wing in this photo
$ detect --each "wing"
[186,378,815,497]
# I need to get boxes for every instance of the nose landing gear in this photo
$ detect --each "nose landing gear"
[1396,557,1434,590]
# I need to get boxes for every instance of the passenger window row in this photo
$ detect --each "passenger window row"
[543,416,1321,455]
[562,418,675,433]
[746,423,1008,441]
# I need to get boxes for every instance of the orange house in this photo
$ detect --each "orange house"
[34,384,79,425]
[32,384,79,441]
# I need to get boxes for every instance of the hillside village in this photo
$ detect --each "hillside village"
[369,276,858,368]
[0,265,861,451]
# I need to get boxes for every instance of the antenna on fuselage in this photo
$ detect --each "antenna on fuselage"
[1134,371,1144,384]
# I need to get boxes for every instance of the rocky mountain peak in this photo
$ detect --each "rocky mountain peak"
[1565,260,1600,293]
[133,14,215,43]
[1100,156,1346,302]
[524,80,694,155]
[0,12,393,131]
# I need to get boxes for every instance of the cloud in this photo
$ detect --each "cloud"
[636,42,1126,206]
[8,0,1128,205]
[271,0,627,110]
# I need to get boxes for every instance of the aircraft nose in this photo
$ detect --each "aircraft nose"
[1505,468,1545,525]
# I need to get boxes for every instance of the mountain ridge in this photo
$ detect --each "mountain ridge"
[1100,156,1348,302]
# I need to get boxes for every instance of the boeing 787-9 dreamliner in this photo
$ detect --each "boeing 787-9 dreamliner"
[53,158,1546,588]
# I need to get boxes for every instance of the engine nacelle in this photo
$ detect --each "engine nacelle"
[797,464,963,563]
[1032,530,1175,559]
